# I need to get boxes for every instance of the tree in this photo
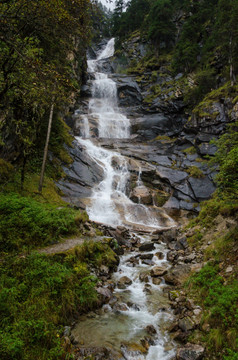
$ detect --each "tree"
[215,0,238,85]
[147,0,176,49]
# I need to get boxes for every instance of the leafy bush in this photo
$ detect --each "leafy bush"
[0,193,81,252]
[188,263,238,357]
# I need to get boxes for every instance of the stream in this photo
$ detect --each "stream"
[72,38,177,359]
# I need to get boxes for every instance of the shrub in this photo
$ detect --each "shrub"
[0,193,81,252]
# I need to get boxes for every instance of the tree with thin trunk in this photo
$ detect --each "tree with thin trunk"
[38,101,54,193]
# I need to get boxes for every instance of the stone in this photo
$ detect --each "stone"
[139,243,155,252]
[113,303,129,312]
[188,177,216,201]
[152,277,162,285]
[146,325,157,335]
[140,253,154,260]
[178,317,196,332]
[155,251,164,259]
[142,259,155,266]
[96,287,112,301]
[99,265,110,276]
[150,266,167,277]
[130,186,152,205]
[117,276,132,289]
[139,273,150,283]
[176,344,205,360]
[225,266,233,273]
[184,253,196,263]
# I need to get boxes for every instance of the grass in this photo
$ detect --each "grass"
[0,193,87,253]
[0,239,118,360]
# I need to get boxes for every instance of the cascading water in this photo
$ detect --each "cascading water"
[73,39,176,359]
[76,38,174,230]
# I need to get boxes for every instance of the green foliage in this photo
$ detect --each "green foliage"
[184,67,216,107]
[0,251,99,360]
[0,159,14,183]
[211,122,238,196]
[0,0,91,164]
[0,193,82,253]
[186,166,205,179]
[146,0,176,48]
[188,263,238,357]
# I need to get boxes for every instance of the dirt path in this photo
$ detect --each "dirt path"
[38,238,85,255]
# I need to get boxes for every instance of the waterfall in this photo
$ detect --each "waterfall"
[72,39,176,360]
[76,39,174,229]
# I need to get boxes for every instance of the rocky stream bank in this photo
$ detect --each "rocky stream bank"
[60,224,206,360]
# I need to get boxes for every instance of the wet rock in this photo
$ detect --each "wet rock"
[130,186,153,205]
[152,277,162,285]
[109,296,118,306]
[127,302,140,311]
[178,317,196,332]
[155,251,164,259]
[146,325,157,335]
[142,259,155,266]
[139,272,150,283]
[117,78,142,106]
[140,253,154,260]
[127,256,139,265]
[113,302,129,312]
[139,242,155,252]
[117,276,132,289]
[176,344,205,360]
[150,266,167,277]
[143,284,152,294]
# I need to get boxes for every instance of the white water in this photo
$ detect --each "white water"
[72,236,175,359]
[76,38,174,230]
[73,39,176,359]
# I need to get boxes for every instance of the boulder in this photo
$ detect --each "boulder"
[130,186,153,205]
[152,277,162,285]
[140,253,154,260]
[150,266,167,277]
[139,243,155,252]
[176,344,205,360]
[178,317,196,332]
[117,276,132,289]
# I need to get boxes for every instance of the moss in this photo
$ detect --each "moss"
[154,135,177,143]
[154,191,170,207]
[192,82,238,121]
[183,146,197,155]
[186,166,205,178]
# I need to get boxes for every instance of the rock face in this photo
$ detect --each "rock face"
[58,36,220,216]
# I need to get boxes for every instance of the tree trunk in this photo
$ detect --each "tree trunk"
[20,155,27,191]
[38,102,54,193]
